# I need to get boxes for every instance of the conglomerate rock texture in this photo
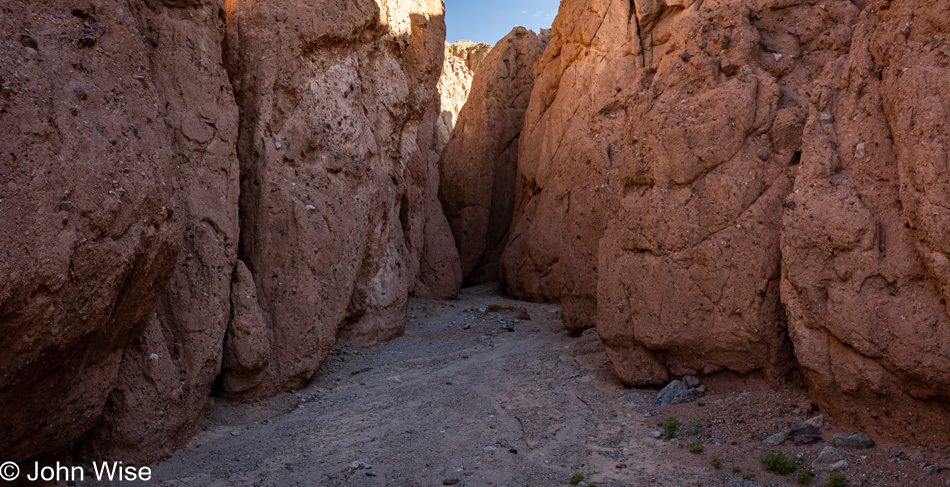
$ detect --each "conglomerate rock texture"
[222,0,459,401]
[0,0,457,464]
[0,1,182,463]
[781,0,950,443]
[500,0,950,442]
[440,27,546,283]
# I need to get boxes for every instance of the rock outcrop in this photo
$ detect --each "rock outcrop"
[0,1,181,463]
[500,0,950,443]
[77,0,242,463]
[446,39,492,72]
[440,27,545,283]
[435,43,474,156]
[781,0,950,443]
[220,0,458,401]
[0,0,458,465]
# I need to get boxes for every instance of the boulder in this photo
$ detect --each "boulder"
[654,376,705,406]
[813,446,850,472]
[440,27,546,283]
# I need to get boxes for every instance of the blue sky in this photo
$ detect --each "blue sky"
[444,0,561,44]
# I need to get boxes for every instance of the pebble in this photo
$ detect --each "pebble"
[442,479,459,485]
[18,33,38,49]
[924,465,944,475]
[648,431,662,438]
[366,472,377,477]
[818,112,835,124]
[854,142,866,159]
[230,431,240,436]
[78,33,96,48]
[758,148,769,160]
[764,432,787,446]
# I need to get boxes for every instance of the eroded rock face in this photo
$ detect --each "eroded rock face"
[781,0,950,443]
[221,0,458,400]
[0,0,458,465]
[440,27,545,283]
[446,39,492,72]
[435,43,474,156]
[0,2,181,463]
[502,0,858,383]
[77,0,241,463]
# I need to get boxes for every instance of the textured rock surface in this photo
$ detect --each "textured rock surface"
[446,39,492,72]
[77,0,242,463]
[0,1,181,463]
[223,0,458,401]
[0,0,458,465]
[781,0,950,443]
[502,0,858,383]
[440,27,545,283]
[435,43,474,156]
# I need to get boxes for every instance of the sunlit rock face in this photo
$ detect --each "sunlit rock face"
[0,0,458,464]
[501,0,950,443]
[217,0,460,399]
[436,43,475,156]
[440,27,546,284]
[446,39,492,72]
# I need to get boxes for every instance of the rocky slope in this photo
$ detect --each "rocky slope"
[445,39,492,72]
[440,27,546,283]
[499,0,950,442]
[0,0,458,465]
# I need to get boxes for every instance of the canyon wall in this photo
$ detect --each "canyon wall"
[440,27,546,283]
[446,40,492,72]
[781,0,950,443]
[435,43,474,155]
[500,0,950,442]
[0,0,456,464]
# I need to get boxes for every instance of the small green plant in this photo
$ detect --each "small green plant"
[711,455,723,469]
[732,465,741,473]
[796,469,815,485]
[662,416,681,439]
[742,473,755,481]
[587,484,598,487]
[761,450,796,475]
[570,473,585,485]
[688,439,704,453]
[826,472,847,487]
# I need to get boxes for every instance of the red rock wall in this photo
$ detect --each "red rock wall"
[0,0,457,464]
[781,0,950,443]
[440,27,545,283]
[0,0,181,463]
[501,0,950,442]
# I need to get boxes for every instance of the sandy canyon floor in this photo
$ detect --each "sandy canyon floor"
[83,284,948,487]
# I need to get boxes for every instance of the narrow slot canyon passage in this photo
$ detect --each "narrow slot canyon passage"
[3,0,950,485]
[98,284,703,486]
